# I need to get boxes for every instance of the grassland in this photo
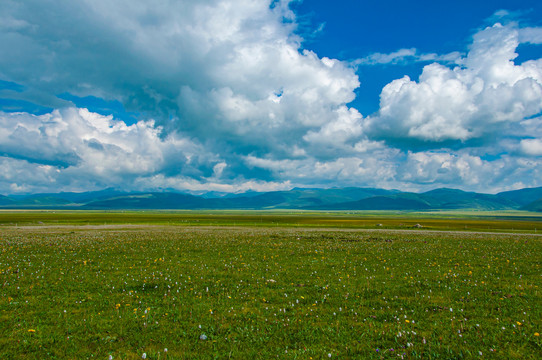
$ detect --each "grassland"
[1,209,542,233]
[0,211,541,359]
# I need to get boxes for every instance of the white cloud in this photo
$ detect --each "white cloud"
[354,48,462,66]
[519,27,542,44]
[244,149,399,187]
[302,106,364,151]
[133,175,292,194]
[0,0,360,160]
[355,48,418,65]
[394,150,542,193]
[0,2,541,195]
[0,107,305,194]
[365,23,542,143]
[519,138,542,156]
[0,108,181,173]
[0,108,221,192]
[398,151,485,185]
[0,106,540,194]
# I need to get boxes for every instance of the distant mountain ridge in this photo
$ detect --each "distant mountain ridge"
[1,186,542,212]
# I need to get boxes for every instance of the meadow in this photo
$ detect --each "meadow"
[0,212,541,359]
[1,209,542,233]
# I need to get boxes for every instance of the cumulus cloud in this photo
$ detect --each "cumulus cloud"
[240,21,542,193]
[0,1,541,194]
[0,0,359,158]
[365,23,542,145]
[0,0,369,193]
[0,108,227,192]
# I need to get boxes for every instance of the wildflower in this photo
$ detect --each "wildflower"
[328,354,332,358]
[164,348,168,352]
[28,329,36,333]
[535,332,540,336]
[142,353,147,359]
[200,334,208,340]
[109,356,113,360]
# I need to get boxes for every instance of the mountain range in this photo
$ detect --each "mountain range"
[1,186,542,211]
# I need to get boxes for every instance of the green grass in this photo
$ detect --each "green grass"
[1,209,542,233]
[0,213,541,358]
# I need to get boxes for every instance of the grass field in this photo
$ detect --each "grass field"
[1,210,542,233]
[1,212,541,359]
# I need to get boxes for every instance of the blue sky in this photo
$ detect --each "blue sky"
[1,0,542,194]
[293,0,542,113]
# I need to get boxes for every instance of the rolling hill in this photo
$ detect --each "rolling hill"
[0,194,15,206]
[522,199,542,212]
[496,187,542,207]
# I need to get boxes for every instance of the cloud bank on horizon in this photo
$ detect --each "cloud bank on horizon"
[0,0,541,194]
